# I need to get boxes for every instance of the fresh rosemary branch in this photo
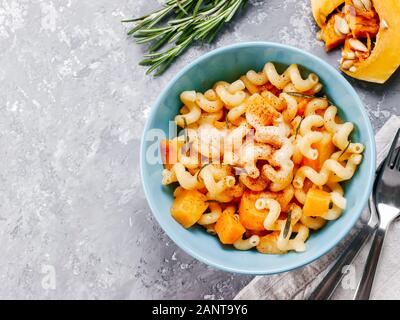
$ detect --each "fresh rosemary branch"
[124,0,248,76]
[283,211,292,239]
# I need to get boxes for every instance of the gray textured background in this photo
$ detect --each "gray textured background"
[0,0,399,299]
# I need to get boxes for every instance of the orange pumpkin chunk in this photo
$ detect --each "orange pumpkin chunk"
[215,211,246,244]
[238,191,268,231]
[171,190,208,228]
[303,189,331,217]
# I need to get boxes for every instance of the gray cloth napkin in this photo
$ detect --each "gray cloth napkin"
[235,115,400,300]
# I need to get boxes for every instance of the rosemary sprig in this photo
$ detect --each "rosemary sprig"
[295,117,304,139]
[124,0,248,76]
[183,117,189,144]
[283,211,292,239]
[287,92,332,104]
[286,92,318,99]
[338,140,351,159]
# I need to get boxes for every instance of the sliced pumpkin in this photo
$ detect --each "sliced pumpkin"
[311,0,345,28]
[311,0,400,83]
[319,13,347,51]
[343,0,400,83]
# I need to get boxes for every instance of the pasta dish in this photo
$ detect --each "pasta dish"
[160,62,364,254]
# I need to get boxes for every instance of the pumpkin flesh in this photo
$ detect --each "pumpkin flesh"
[311,0,400,83]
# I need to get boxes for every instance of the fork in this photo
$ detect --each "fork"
[307,197,378,300]
[354,129,400,300]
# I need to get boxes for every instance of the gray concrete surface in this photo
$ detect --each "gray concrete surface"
[0,0,398,299]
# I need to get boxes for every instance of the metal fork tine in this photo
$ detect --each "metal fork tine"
[387,129,400,168]
[395,148,400,170]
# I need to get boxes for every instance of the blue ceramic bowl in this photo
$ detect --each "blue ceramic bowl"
[140,42,376,274]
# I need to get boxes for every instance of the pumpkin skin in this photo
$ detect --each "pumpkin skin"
[311,0,400,83]
[311,0,345,28]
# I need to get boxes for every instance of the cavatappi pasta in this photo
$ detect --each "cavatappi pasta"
[160,62,364,254]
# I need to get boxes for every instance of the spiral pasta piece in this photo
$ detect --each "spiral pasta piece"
[281,92,298,123]
[239,142,272,178]
[240,75,261,95]
[199,164,235,195]
[214,81,246,107]
[198,202,222,225]
[323,106,365,154]
[162,163,203,190]
[262,138,294,191]
[298,131,324,160]
[255,198,281,229]
[293,153,363,189]
[322,181,347,220]
[233,235,260,250]
[304,98,329,116]
[227,103,247,125]
[300,215,326,230]
[175,91,202,127]
[198,109,224,125]
[263,63,319,91]
[246,70,268,85]
[299,115,324,135]
[276,204,307,252]
[196,90,224,113]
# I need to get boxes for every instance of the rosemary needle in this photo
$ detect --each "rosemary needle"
[124,0,248,76]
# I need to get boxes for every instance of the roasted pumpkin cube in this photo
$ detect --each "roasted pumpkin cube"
[238,191,268,231]
[171,190,208,228]
[215,211,246,245]
[303,189,331,217]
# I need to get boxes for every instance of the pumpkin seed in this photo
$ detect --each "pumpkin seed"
[360,0,372,10]
[341,60,354,70]
[380,19,389,30]
[334,15,350,36]
[355,51,362,58]
[352,0,371,11]
[352,0,363,10]
[342,51,356,59]
[349,38,369,52]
